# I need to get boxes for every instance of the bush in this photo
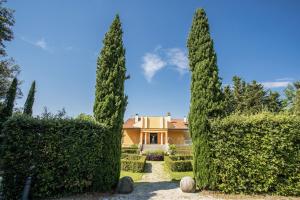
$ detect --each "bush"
[168,144,176,155]
[165,156,193,172]
[121,153,141,160]
[210,113,300,196]
[121,156,146,172]
[121,147,139,154]
[144,150,164,161]
[2,115,121,199]
[169,155,193,161]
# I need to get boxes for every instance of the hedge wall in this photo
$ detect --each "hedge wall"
[165,156,193,172]
[1,116,121,199]
[210,113,300,196]
[121,155,146,172]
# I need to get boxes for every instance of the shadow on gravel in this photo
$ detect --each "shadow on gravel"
[143,163,152,173]
[103,181,179,200]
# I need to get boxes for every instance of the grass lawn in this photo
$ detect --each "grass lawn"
[120,170,144,182]
[164,162,193,181]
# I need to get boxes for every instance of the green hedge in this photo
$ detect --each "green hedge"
[1,116,121,199]
[210,113,300,196]
[122,147,140,154]
[121,153,141,160]
[165,156,193,172]
[169,155,193,161]
[121,156,146,173]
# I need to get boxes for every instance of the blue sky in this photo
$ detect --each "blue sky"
[5,0,300,119]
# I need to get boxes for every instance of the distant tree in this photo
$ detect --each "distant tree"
[76,113,95,122]
[232,76,246,112]
[187,8,223,189]
[223,85,235,115]
[0,2,20,106]
[283,81,300,110]
[266,91,282,113]
[243,81,266,114]
[93,14,128,185]
[23,81,35,116]
[0,77,17,123]
[0,0,14,57]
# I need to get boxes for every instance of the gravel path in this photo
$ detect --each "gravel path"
[101,161,209,200]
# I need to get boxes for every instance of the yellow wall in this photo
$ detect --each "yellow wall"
[168,130,186,144]
[122,129,140,146]
[147,117,162,128]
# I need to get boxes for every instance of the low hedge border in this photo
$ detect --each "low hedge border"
[165,156,193,172]
[121,156,146,173]
[121,147,139,154]
[169,155,193,161]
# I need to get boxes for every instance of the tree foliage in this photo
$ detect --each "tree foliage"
[0,1,20,106]
[0,0,14,57]
[0,77,17,123]
[187,8,223,189]
[224,76,283,115]
[93,14,127,184]
[23,80,35,116]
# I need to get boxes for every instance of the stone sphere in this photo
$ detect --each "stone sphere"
[117,176,134,194]
[180,176,196,193]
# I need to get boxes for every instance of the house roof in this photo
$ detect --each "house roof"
[123,117,188,129]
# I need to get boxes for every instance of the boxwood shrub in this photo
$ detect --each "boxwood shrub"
[210,113,300,196]
[121,155,146,172]
[165,156,193,172]
[121,148,139,154]
[1,115,121,199]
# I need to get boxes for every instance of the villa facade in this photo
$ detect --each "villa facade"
[122,113,191,151]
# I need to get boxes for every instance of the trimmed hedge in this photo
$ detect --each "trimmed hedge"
[122,147,140,154]
[2,116,121,199]
[169,155,193,161]
[210,113,300,196]
[165,156,193,172]
[121,155,146,172]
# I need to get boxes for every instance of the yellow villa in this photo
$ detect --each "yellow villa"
[122,113,191,151]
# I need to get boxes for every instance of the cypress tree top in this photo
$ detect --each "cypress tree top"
[23,81,36,116]
[93,14,127,129]
[0,77,17,121]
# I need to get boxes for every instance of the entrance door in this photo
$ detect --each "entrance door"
[150,133,158,144]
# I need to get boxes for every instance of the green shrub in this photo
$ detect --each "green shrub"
[121,156,146,172]
[169,155,193,161]
[121,153,141,160]
[2,115,121,199]
[210,113,300,196]
[168,144,177,155]
[121,148,139,154]
[165,156,193,172]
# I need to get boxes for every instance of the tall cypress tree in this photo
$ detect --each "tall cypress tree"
[23,81,35,116]
[187,8,223,189]
[93,15,127,185]
[0,77,17,123]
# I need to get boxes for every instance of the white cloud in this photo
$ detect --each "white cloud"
[141,53,166,82]
[141,46,189,82]
[165,48,189,75]
[20,36,50,51]
[261,81,291,88]
[275,77,294,82]
[35,38,47,50]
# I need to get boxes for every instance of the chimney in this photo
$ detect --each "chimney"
[166,112,171,122]
[184,116,187,123]
[134,113,139,123]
